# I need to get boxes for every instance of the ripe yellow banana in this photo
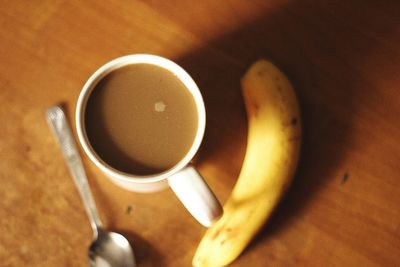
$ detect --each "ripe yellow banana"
[193,59,302,266]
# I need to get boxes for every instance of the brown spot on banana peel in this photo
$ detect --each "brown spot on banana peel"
[211,223,225,240]
[282,116,300,128]
[257,69,269,77]
[210,199,260,246]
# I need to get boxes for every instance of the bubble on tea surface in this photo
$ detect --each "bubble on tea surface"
[154,101,166,112]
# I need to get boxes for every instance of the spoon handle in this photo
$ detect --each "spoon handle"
[46,105,102,236]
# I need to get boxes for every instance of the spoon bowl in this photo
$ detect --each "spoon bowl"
[89,229,136,267]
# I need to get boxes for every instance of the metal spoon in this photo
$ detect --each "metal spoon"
[47,105,136,267]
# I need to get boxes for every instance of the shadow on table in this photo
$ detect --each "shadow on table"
[173,0,389,256]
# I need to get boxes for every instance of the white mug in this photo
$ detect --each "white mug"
[75,54,222,227]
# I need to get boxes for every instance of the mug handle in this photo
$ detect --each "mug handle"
[168,165,222,227]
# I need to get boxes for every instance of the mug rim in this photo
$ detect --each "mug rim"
[75,54,206,184]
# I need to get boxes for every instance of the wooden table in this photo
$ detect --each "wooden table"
[1,1,399,266]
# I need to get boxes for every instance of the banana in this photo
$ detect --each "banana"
[192,59,302,266]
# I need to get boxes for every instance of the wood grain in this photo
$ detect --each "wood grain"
[1,1,399,266]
